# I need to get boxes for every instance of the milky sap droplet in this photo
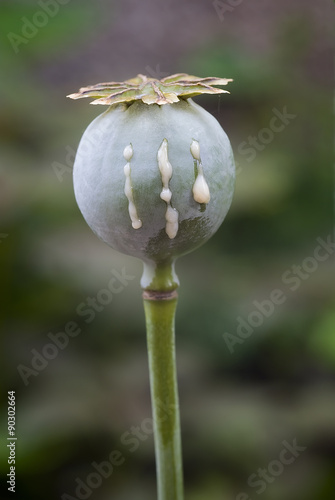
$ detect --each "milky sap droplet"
[157,139,179,239]
[190,140,210,205]
[190,140,201,161]
[123,144,142,229]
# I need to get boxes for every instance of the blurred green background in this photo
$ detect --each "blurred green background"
[1,1,334,499]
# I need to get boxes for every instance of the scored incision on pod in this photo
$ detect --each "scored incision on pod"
[121,138,214,238]
[123,143,142,230]
[157,138,179,240]
[190,140,210,205]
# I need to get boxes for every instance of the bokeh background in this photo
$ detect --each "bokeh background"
[1,1,334,499]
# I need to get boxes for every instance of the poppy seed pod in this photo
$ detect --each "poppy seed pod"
[68,74,235,289]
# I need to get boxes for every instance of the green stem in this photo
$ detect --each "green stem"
[142,261,184,500]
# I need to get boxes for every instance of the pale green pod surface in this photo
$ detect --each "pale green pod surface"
[73,98,235,267]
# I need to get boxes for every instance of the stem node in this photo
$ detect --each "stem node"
[142,289,178,301]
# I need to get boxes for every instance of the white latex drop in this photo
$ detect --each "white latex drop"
[190,140,211,205]
[123,144,142,229]
[165,205,179,239]
[190,139,201,161]
[123,144,133,162]
[157,139,179,239]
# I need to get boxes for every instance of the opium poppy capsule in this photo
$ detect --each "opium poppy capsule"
[68,74,235,290]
